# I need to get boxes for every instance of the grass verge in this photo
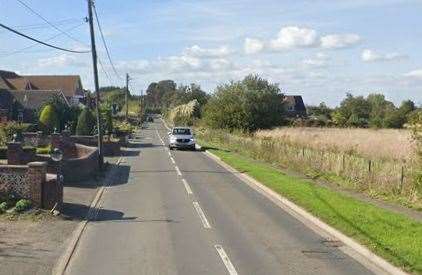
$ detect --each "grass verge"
[199,139,422,274]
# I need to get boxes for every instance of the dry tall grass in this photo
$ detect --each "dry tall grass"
[256,127,415,162]
[197,128,420,206]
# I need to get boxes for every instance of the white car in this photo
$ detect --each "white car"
[168,127,196,150]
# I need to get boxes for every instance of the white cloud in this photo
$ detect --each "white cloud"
[37,54,88,68]
[361,49,407,62]
[244,38,265,54]
[303,52,329,68]
[320,34,361,49]
[245,26,361,54]
[403,69,422,79]
[183,45,232,58]
[269,26,319,50]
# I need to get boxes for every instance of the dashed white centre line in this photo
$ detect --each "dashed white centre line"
[170,157,176,164]
[215,245,238,275]
[182,178,193,195]
[168,151,172,157]
[174,165,182,176]
[193,202,211,229]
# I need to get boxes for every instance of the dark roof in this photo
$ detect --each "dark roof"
[0,89,69,110]
[283,95,306,112]
[0,70,84,98]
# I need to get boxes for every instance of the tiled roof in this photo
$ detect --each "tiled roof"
[0,89,69,110]
[0,70,84,98]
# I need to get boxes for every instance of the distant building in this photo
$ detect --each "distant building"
[283,95,307,117]
[0,70,85,105]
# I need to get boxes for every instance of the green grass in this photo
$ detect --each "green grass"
[199,139,422,274]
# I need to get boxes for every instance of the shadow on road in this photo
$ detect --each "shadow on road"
[120,150,141,157]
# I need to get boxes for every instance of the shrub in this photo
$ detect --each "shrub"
[76,107,96,136]
[39,104,59,134]
[36,144,52,154]
[0,202,8,213]
[408,111,422,193]
[14,199,31,213]
[0,122,34,145]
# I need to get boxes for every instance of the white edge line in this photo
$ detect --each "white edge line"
[203,150,408,275]
[193,201,211,229]
[175,165,182,176]
[215,245,238,275]
[182,178,193,195]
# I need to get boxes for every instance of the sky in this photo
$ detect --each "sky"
[0,0,421,106]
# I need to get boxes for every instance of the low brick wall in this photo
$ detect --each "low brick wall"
[70,135,121,156]
[23,132,50,147]
[7,142,36,165]
[0,162,50,208]
[61,143,99,182]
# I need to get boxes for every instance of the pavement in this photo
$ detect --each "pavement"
[64,120,375,275]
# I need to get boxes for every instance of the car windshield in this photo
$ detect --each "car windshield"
[172,128,191,135]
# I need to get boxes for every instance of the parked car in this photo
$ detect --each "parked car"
[168,127,195,150]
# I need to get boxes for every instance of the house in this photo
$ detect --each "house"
[0,70,85,105]
[283,95,307,117]
[0,89,69,123]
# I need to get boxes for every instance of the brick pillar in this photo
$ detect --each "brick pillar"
[36,131,43,146]
[7,142,23,165]
[27,162,47,208]
[51,133,61,150]
[61,130,71,144]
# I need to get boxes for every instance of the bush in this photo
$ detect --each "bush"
[76,107,96,136]
[0,202,8,213]
[408,111,422,193]
[14,199,31,213]
[39,104,59,134]
[0,122,34,145]
[36,144,52,154]
[202,74,285,131]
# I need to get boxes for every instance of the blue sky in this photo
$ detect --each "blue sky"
[1,0,422,106]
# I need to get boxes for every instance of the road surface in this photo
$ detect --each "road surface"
[65,120,374,275]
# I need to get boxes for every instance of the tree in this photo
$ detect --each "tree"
[333,93,371,127]
[203,75,285,131]
[42,94,80,132]
[76,107,96,136]
[39,104,59,134]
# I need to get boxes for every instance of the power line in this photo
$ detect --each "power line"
[93,3,122,80]
[0,22,90,53]
[15,0,88,46]
[98,58,113,86]
[0,22,86,58]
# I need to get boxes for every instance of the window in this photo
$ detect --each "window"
[173,128,191,135]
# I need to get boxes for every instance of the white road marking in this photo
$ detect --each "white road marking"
[182,178,193,195]
[168,151,172,157]
[175,165,182,176]
[170,157,176,164]
[215,245,238,275]
[193,202,211,229]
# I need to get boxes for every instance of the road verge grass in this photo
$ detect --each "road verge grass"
[198,139,422,274]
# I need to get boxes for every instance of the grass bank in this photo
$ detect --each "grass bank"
[198,138,422,274]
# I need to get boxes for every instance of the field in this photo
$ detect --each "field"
[256,127,415,162]
[197,127,420,208]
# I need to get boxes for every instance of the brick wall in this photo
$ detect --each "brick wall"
[0,162,49,207]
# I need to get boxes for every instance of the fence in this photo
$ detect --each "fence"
[198,129,415,198]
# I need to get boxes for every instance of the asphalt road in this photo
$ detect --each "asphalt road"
[65,120,374,275]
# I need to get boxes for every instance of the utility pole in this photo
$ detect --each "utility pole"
[87,0,103,169]
[125,73,129,121]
